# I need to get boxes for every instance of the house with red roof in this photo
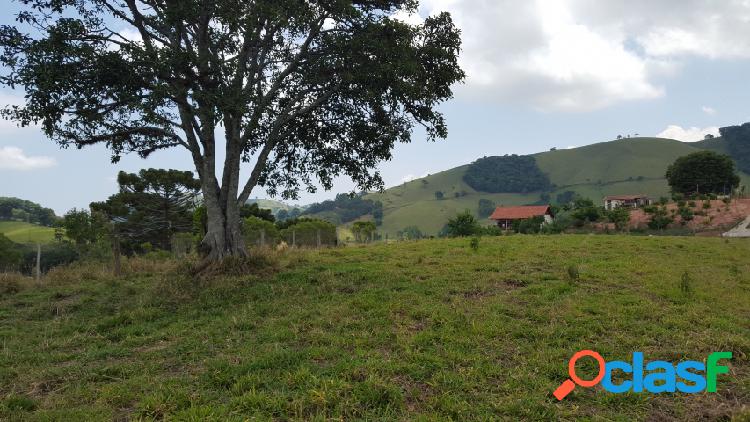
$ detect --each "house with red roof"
[603,194,651,211]
[489,205,554,230]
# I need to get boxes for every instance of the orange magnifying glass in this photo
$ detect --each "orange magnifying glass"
[553,350,606,401]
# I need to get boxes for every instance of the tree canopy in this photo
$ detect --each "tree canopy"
[719,123,750,173]
[0,197,57,226]
[304,193,382,224]
[91,169,200,252]
[666,151,740,196]
[0,0,464,259]
[463,155,551,193]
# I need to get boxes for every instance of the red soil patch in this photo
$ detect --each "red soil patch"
[629,199,750,231]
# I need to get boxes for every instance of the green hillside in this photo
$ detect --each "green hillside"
[0,221,57,244]
[366,137,750,237]
[247,199,297,214]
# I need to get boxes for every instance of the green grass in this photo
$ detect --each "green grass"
[0,221,56,244]
[1,236,749,420]
[361,137,750,237]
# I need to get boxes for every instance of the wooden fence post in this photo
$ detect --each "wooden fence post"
[35,243,41,282]
[260,229,266,247]
[316,229,321,248]
[113,235,121,277]
[292,230,296,247]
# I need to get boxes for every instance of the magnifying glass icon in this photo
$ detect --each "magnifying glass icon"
[553,350,606,401]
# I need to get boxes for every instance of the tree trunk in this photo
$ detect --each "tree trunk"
[200,181,247,260]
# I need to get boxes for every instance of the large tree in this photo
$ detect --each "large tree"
[666,151,740,196]
[0,0,464,260]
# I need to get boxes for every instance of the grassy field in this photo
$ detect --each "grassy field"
[1,236,748,420]
[0,221,57,244]
[360,137,750,237]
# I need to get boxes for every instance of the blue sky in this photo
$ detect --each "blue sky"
[2,0,750,215]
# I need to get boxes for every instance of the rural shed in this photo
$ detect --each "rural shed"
[489,205,554,230]
[603,195,651,211]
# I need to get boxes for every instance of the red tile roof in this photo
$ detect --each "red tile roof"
[604,194,649,201]
[489,205,551,220]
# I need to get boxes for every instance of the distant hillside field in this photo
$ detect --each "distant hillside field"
[0,221,57,244]
[247,199,300,214]
[365,137,750,237]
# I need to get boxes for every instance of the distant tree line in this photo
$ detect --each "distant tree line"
[304,193,383,225]
[719,123,750,174]
[463,155,551,194]
[0,197,57,226]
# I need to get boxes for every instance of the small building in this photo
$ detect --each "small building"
[489,205,554,230]
[603,195,651,211]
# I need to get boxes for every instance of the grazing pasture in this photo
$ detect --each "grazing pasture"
[1,236,748,420]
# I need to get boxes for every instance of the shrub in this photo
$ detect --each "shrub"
[0,272,31,294]
[647,206,673,230]
[20,242,79,275]
[279,220,337,247]
[0,233,23,271]
[567,264,580,283]
[678,207,694,224]
[680,272,692,295]
[243,216,280,247]
[470,237,480,251]
[513,216,545,234]
[397,226,424,240]
[443,211,481,237]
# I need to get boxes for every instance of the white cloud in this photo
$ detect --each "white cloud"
[414,0,750,111]
[0,146,57,170]
[656,125,720,142]
[702,105,716,115]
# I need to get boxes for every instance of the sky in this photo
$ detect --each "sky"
[2,0,750,215]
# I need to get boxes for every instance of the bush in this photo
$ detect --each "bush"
[678,207,694,224]
[470,237,480,251]
[647,206,673,230]
[513,216,545,234]
[397,226,424,240]
[19,242,79,275]
[243,216,280,247]
[0,233,24,271]
[443,211,481,237]
[279,220,337,247]
[606,207,631,231]
[567,264,580,283]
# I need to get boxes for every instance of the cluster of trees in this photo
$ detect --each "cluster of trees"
[666,151,740,196]
[397,226,424,240]
[463,155,551,194]
[719,123,750,173]
[477,199,496,218]
[242,216,337,248]
[351,221,377,243]
[0,197,57,226]
[304,194,383,226]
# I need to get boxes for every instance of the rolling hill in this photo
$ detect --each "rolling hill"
[365,137,750,237]
[0,221,57,244]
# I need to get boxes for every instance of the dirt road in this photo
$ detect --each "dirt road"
[722,215,750,237]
